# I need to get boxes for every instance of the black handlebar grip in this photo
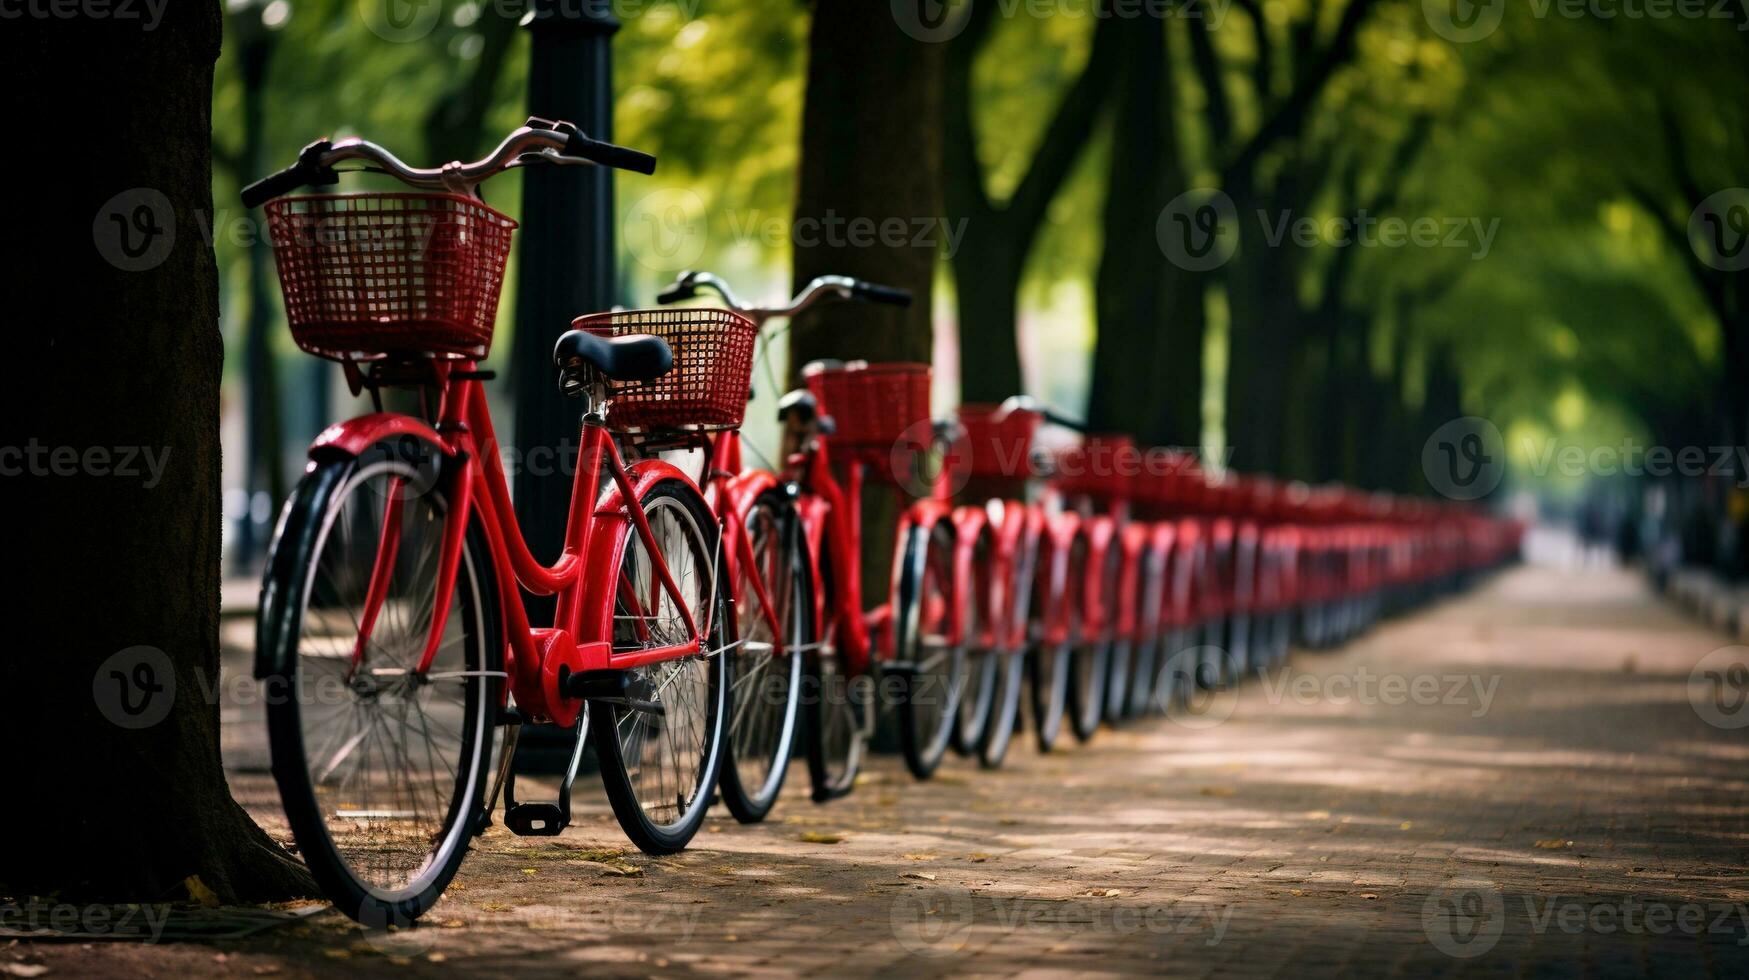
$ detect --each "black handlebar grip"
[1044,410,1089,433]
[655,282,696,305]
[241,139,336,208]
[851,280,912,307]
[572,133,658,175]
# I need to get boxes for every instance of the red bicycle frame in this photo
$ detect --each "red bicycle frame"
[323,366,712,730]
[700,429,790,652]
[788,439,920,675]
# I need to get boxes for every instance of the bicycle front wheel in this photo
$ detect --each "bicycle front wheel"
[719,489,811,824]
[260,438,501,927]
[894,518,968,780]
[590,479,728,854]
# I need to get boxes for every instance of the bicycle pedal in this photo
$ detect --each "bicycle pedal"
[505,802,568,836]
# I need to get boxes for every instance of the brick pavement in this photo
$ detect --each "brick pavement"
[18,563,1749,977]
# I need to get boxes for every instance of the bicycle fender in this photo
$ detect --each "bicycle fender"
[308,412,451,461]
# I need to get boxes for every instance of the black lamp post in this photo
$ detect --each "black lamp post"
[510,0,620,770]
[512,0,619,584]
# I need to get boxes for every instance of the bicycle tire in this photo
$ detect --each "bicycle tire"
[894,519,968,780]
[260,441,501,927]
[718,489,811,823]
[590,479,728,854]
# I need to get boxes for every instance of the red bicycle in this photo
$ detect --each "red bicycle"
[246,121,746,925]
[656,272,978,787]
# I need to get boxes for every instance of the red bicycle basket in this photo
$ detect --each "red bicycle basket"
[1055,434,1140,502]
[956,403,1040,478]
[805,361,932,452]
[571,307,758,433]
[265,193,517,361]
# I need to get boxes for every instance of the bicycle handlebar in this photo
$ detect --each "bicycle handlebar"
[997,395,1085,432]
[241,118,656,208]
[655,271,912,326]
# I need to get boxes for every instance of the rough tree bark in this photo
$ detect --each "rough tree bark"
[944,0,1122,404]
[1210,0,1378,473]
[789,0,945,595]
[790,2,943,371]
[1086,11,1204,447]
[0,1,315,903]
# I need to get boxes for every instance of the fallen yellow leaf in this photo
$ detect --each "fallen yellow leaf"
[184,875,221,907]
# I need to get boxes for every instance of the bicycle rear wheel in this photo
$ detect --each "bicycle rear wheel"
[1030,532,1076,753]
[894,518,968,780]
[951,522,999,755]
[590,479,727,854]
[260,439,500,927]
[803,533,871,802]
[719,489,811,824]
[1067,538,1112,742]
[979,528,1036,769]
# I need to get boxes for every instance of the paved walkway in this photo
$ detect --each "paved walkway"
[19,563,1749,977]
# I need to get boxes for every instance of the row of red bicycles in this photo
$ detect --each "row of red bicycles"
[242,121,1521,927]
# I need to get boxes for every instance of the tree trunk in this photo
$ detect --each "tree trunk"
[953,242,1025,403]
[943,0,1122,406]
[1088,13,1203,448]
[0,1,314,903]
[790,1,942,371]
[1221,189,1299,473]
[789,0,943,598]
